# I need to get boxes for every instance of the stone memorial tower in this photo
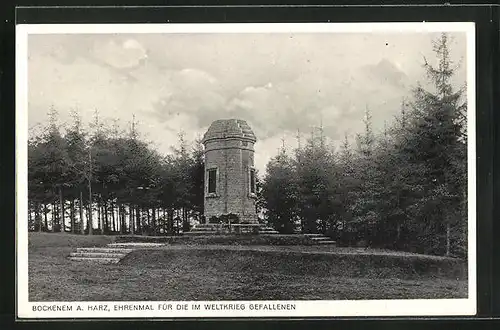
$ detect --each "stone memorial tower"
[201,119,258,224]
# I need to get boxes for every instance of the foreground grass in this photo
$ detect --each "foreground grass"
[28,233,467,301]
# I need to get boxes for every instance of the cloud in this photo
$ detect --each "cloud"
[148,68,228,130]
[218,57,411,143]
[92,38,148,69]
[27,32,468,174]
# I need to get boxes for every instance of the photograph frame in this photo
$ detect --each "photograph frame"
[2,3,496,326]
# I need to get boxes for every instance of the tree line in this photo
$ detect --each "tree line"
[260,34,467,257]
[28,110,204,236]
[27,33,467,257]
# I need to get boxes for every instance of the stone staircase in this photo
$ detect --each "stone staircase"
[68,242,164,264]
[257,226,279,234]
[185,223,279,235]
[304,233,336,245]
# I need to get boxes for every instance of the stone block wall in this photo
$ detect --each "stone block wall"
[203,137,257,223]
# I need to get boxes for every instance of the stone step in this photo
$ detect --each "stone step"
[183,232,222,236]
[69,252,127,258]
[193,223,222,228]
[107,243,164,248]
[77,247,134,254]
[310,237,331,240]
[194,224,221,226]
[68,257,121,264]
[191,228,219,231]
[317,240,336,244]
[185,227,281,235]
[304,233,324,237]
[189,230,226,233]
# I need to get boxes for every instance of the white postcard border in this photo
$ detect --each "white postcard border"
[16,22,477,319]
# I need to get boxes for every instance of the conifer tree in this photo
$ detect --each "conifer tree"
[31,106,70,232]
[350,107,379,245]
[64,110,88,233]
[402,33,467,255]
[262,146,299,234]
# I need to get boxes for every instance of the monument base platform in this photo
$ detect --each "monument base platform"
[185,223,279,235]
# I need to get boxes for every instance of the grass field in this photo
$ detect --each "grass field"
[28,232,468,301]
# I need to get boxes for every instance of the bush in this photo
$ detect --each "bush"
[227,213,239,224]
[209,213,240,225]
[219,214,229,224]
[53,223,62,232]
[142,225,157,236]
[209,216,220,224]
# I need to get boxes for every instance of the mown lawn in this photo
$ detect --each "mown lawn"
[28,232,468,301]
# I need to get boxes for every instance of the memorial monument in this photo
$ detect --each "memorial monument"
[201,119,258,224]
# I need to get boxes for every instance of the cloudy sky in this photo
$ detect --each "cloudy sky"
[27,31,467,174]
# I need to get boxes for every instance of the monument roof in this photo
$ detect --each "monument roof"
[202,119,257,144]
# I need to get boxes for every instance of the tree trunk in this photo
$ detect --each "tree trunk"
[130,205,135,235]
[176,210,180,235]
[138,206,142,234]
[38,202,42,232]
[111,201,116,233]
[104,199,109,234]
[182,208,185,233]
[44,204,48,232]
[115,202,119,233]
[70,199,75,234]
[162,208,166,235]
[126,205,129,234]
[117,203,122,234]
[123,204,127,234]
[167,209,174,235]
[446,223,451,256]
[28,201,32,231]
[79,191,84,235]
[136,206,141,234]
[158,208,161,234]
[147,208,151,233]
[52,201,56,233]
[183,208,188,233]
[97,197,101,233]
[124,204,127,233]
[88,186,93,236]
[32,202,38,232]
[59,187,64,232]
[30,203,35,232]
[152,208,156,235]
[87,148,93,235]
[118,203,124,234]
[135,206,139,234]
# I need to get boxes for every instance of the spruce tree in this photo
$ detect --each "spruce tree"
[404,33,467,255]
[64,110,88,233]
[262,146,299,234]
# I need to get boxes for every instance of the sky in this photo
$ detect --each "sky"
[27,31,467,174]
